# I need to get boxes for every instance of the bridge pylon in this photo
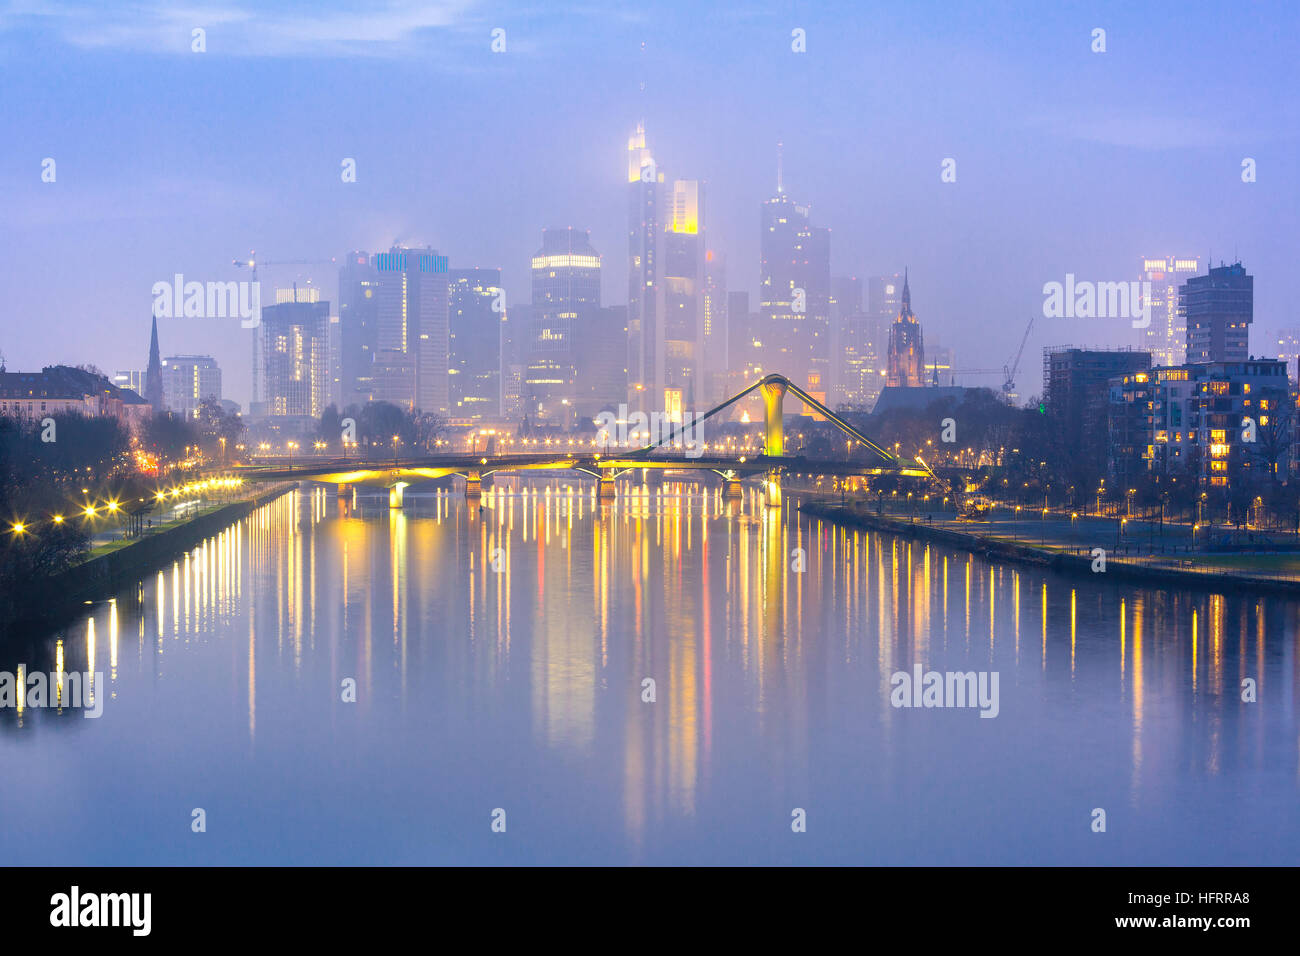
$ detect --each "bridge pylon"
[464,470,482,499]
[759,375,788,458]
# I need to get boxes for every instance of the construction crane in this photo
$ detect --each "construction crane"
[1002,316,1035,403]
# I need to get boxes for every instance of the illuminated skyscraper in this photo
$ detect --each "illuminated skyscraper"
[886,270,925,388]
[759,151,830,397]
[1139,256,1200,366]
[529,227,601,427]
[260,299,331,418]
[627,122,660,410]
[371,246,451,415]
[661,178,707,417]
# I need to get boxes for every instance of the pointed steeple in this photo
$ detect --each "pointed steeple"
[902,268,911,312]
[145,315,164,409]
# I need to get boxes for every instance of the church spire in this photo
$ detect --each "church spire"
[145,315,164,409]
[902,267,911,313]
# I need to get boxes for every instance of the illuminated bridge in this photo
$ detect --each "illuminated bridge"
[235,373,937,508]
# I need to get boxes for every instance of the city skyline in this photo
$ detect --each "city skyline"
[3,0,1297,407]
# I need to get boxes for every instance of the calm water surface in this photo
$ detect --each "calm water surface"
[3,479,1297,864]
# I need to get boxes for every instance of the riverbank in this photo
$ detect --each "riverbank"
[799,499,1300,597]
[2,483,294,644]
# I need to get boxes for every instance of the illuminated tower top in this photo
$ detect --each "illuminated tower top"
[627,122,655,183]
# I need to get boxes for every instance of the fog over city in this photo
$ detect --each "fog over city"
[3,0,1296,405]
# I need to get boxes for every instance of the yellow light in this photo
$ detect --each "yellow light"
[12,523,25,534]
[53,515,63,524]
[84,506,96,517]
[107,501,119,512]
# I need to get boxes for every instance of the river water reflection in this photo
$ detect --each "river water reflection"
[2,479,1297,864]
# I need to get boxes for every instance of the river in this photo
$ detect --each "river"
[2,478,1296,864]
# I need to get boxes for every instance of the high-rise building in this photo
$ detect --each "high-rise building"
[1138,256,1200,366]
[702,251,728,405]
[886,271,925,388]
[662,179,707,416]
[259,299,331,419]
[144,316,164,410]
[627,123,661,412]
[449,268,503,422]
[161,354,221,419]
[1181,261,1253,364]
[759,156,830,396]
[371,246,450,414]
[529,227,601,427]
[338,251,380,406]
[829,276,863,407]
[575,305,628,420]
[499,302,529,423]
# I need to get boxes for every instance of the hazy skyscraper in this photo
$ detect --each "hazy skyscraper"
[373,246,450,415]
[830,275,862,406]
[702,251,728,404]
[1181,261,1253,364]
[338,251,380,406]
[627,122,661,410]
[529,227,601,426]
[1139,256,1200,366]
[759,156,830,397]
[260,299,331,418]
[661,178,707,416]
[449,267,503,421]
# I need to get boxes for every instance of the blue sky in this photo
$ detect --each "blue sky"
[2,0,1297,404]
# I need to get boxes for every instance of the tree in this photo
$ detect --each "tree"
[195,398,244,455]
[145,411,199,464]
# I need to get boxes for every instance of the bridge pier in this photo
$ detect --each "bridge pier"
[464,470,482,499]
[598,473,617,500]
[722,477,743,499]
[764,470,783,509]
[759,377,788,457]
[389,481,408,509]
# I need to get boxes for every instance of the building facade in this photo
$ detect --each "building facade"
[259,300,331,419]
[449,267,503,422]
[160,354,221,419]
[1181,261,1252,365]
[529,227,601,427]
[1138,255,1199,366]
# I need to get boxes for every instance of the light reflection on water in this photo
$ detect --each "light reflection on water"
[1,479,1297,864]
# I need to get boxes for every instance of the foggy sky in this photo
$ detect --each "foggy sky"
[2,0,1297,406]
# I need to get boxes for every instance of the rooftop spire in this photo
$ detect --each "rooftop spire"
[145,314,164,409]
[776,141,784,195]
